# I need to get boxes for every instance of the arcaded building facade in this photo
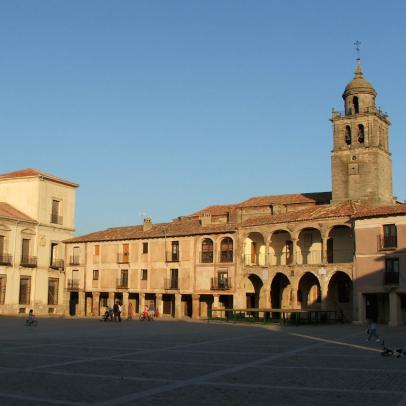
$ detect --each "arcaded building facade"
[0,169,78,315]
[63,56,404,325]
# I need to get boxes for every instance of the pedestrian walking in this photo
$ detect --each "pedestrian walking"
[127,302,133,320]
[118,302,122,322]
[367,319,380,342]
[113,302,119,322]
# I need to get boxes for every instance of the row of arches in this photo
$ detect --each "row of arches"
[246,271,352,317]
[244,225,353,267]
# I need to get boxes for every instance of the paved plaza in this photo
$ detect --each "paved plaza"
[0,318,405,405]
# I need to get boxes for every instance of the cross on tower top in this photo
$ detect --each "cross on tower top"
[354,40,361,60]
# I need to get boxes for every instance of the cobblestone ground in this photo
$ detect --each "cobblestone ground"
[0,317,405,405]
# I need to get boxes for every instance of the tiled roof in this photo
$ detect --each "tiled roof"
[0,202,36,222]
[188,204,238,217]
[241,200,363,227]
[0,168,79,188]
[353,203,406,219]
[238,192,332,208]
[65,218,237,243]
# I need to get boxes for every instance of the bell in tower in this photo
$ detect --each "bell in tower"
[331,43,394,207]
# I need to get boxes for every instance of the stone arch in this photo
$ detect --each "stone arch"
[270,272,291,310]
[244,232,266,266]
[297,272,321,309]
[269,229,293,265]
[327,225,353,263]
[327,271,353,321]
[245,274,263,309]
[297,227,322,265]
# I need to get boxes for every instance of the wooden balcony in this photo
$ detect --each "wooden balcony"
[211,277,232,290]
[117,253,130,264]
[20,256,37,268]
[50,259,64,270]
[0,253,12,266]
[67,279,79,290]
[164,278,179,290]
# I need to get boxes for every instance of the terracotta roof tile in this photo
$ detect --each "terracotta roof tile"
[0,202,36,222]
[238,192,332,207]
[65,218,237,243]
[353,203,406,219]
[188,204,238,217]
[0,168,79,188]
[241,200,363,227]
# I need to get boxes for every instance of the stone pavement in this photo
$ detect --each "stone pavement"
[0,317,405,405]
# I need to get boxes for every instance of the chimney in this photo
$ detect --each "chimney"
[143,217,153,231]
[200,212,212,226]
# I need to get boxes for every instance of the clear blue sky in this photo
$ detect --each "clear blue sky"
[1,1,405,235]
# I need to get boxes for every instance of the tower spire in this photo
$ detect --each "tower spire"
[354,40,363,78]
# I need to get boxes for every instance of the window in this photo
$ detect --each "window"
[201,238,214,263]
[19,277,31,305]
[382,224,397,248]
[171,241,179,261]
[169,268,179,289]
[345,126,352,145]
[51,200,62,224]
[358,124,365,144]
[48,278,59,305]
[50,242,58,267]
[93,270,99,280]
[120,270,128,287]
[385,258,399,284]
[141,269,148,280]
[142,242,148,254]
[21,238,30,261]
[94,245,100,255]
[353,96,359,114]
[220,237,233,262]
[0,276,6,305]
[0,235,4,256]
[218,271,229,289]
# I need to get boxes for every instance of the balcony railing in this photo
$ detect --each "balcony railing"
[67,279,79,290]
[69,256,80,265]
[200,251,214,263]
[166,252,179,262]
[0,253,12,266]
[116,277,128,289]
[244,253,267,267]
[333,106,388,120]
[296,249,322,265]
[117,253,130,264]
[50,214,63,225]
[20,256,37,268]
[164,278,179,290]
[219,251,233,263]
[378,235,397,250]
[50,259,64,270]
[384,271,399,285]
[211,277,231,290]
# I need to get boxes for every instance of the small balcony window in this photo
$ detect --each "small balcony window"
[384,258,399,285]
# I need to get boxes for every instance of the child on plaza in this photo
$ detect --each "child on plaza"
[26,309,36,326]
[367,319,380,342]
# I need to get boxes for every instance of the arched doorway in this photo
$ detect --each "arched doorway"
[327,226,353,263]
[269,230,293,265]
[246,274,263,309]
[327,271,353,321]
[298,272,321,309]
[271,273,291,318]
[244,232,266,266]
[271,273,291,309]
[297,228,322,265]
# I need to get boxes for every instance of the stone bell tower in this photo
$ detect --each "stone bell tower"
[331,47,394,206]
